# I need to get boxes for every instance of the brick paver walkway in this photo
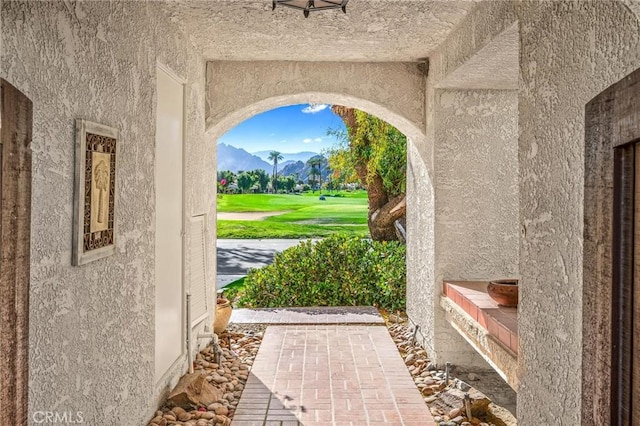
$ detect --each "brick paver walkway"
[230,306,385,325]
[232,325,435,426]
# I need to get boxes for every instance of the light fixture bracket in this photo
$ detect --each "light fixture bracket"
[272,0,349,18]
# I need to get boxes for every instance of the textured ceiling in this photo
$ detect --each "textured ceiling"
[160,0,479,61]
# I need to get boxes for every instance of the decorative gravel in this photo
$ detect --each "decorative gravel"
[148,316,514,426]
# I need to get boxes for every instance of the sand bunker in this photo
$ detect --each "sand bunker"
[217,211,290,220]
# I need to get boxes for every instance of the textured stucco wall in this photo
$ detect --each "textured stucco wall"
[434,90,519,282]
[436,22,519,90]
[432,89,519,367]
[414,1,640,423]
[406,142,435,353]
[516,2,640,424]
[1,2,215,425]
[406,0,520,369]
[205,61,427,144]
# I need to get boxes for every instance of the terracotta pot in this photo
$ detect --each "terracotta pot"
[487,279,519,307]
[213,298,232,334]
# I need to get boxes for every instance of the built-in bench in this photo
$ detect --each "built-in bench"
[440,281,518,391]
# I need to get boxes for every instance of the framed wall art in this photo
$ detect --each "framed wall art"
[72,119,119,266]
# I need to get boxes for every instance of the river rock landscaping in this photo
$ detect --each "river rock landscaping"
[148,316,514,426]
[387,320,516,426]
[147,325,264,426]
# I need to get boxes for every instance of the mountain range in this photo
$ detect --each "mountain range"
[252,150,320,164]
[280,156,331,182]
[217,143,320,175]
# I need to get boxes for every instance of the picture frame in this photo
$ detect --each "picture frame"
[72,119,119,266]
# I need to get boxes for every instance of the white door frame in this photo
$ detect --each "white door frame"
[154,61,188,385]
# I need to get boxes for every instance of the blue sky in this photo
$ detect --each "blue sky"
[218,103,346,153]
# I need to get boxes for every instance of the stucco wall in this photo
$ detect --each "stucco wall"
[205,61,427,145]
[410,1,640,423]
[516,2,640,424]
[431,89,519,367]
[1,2,215,425]
[406,1,520,368]
[406,142,436,354]
[434,89,519,283]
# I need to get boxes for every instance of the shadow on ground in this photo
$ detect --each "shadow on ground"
[217,247,277,275]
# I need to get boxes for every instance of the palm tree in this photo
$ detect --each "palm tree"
[307,156,323,192]
[309,165,319,190]
[268,150,284,193]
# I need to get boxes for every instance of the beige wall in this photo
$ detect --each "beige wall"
[407,1,520,368]
[205,60,427,144]
[517,2,640,423]
[433,88,520,368]
[3,1,640,425]
[434,89,519,283]
[409,1,640,424]
[1,2,215,424]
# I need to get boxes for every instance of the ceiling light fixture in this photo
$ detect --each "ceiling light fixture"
[272,0,349,18]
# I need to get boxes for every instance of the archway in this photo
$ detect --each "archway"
[207,92,434,317]
[207,92,428,153]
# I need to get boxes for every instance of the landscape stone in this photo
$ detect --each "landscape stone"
[433,387,491,419]
[167,373,224,409]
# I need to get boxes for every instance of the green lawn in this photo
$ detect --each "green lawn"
[217,191,369,239]
[217,191,368,212]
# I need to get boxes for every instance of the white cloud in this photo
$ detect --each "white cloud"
[302,103,329,114]
[303,137,324,144]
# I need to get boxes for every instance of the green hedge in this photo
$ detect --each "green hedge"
[238,235,406,311]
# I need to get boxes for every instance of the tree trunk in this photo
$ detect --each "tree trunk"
[332,105,405,241]
[369,193,406,241]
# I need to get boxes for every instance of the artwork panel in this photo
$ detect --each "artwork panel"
[72,119,119,265]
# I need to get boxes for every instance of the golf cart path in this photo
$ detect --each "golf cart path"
[217,239,313,289]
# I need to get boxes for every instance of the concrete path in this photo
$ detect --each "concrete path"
[231,325,435,426]
[216,239,309,289]
[230,306,385,325]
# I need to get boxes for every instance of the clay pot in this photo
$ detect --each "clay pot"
[487,279,519,307]
[213,298,232,334]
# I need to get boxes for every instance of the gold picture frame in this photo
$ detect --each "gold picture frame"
[72,119,119,265]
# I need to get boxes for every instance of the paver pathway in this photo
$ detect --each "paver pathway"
[231,325,435,426]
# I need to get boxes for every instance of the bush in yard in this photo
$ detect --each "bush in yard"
[238,234,406,311]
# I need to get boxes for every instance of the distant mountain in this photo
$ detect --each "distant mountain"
[217,143,273,174]
[252,150,319,164]
[279,160,297,169]
[280,155,331,182]
[280,161,305,178]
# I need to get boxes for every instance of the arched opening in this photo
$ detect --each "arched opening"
[209,95,433,313]
[204,94,437,425]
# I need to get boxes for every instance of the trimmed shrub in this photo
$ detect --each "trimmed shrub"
[238,234,406,311]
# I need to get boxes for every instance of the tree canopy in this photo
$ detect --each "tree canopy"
[329,106,407,241]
